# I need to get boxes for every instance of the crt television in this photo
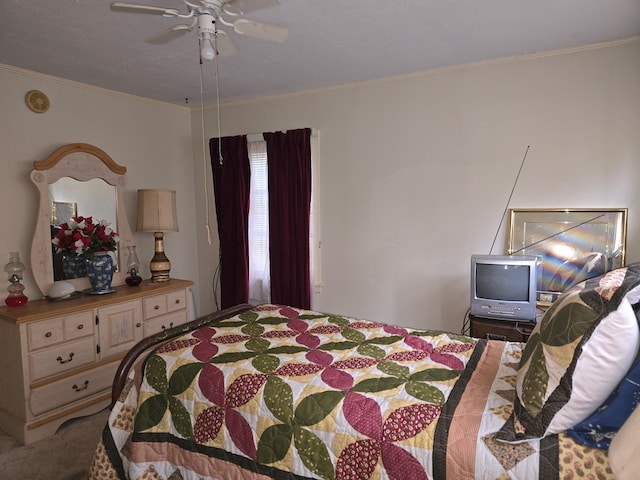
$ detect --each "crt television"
[470,254,540,322]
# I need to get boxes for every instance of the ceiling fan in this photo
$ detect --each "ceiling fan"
[112,2,276,237]
[111,0,288,60]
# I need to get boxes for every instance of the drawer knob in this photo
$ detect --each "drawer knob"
[136,322,142,328]
[45,332,52,338]
[72,380,89,392]
[154,305,160,310]
[77,324,84,330]
[57,352,75,364]
[175,299,181,304]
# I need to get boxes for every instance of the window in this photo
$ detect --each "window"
[247,132,320,305]
[247,140,270,304]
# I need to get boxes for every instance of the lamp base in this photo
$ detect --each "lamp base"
[126,274,143,286]
[149,232,171,283]
[5,294,28,307]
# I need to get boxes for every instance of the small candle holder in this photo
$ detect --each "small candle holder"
[125,245,142,287]
[5,252,28,307]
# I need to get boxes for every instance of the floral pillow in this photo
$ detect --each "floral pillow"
[496,264,640,443]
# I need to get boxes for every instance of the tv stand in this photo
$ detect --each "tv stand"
[469,314,536,342]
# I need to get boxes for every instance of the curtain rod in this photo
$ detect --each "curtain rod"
[246,128,319,143]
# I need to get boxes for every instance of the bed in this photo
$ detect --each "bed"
[89,265,640,480]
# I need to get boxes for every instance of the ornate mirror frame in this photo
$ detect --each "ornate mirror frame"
[30,143,134,296]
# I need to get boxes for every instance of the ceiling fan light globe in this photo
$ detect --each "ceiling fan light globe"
[201,41,216,61]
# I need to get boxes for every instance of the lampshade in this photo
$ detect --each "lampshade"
[136,189,178,233]
[136,189,178,282]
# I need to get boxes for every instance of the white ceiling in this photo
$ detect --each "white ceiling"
[1,0,639,106]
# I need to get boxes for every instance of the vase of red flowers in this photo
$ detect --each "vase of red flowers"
[52,216,119,292]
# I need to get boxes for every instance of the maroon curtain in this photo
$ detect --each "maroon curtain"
[264,128,312,308]
[209,135,250,309]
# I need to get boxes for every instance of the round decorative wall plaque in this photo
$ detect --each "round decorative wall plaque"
[25,90,50,113]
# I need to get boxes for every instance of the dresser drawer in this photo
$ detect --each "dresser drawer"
[28,318,64,350]
[143,289,187,320]
[166,289,187,314]
[28,311,94,351]
[143,310,188,337]
[143,293,168,319]
[64,311,95,341]
[30,360,117,416]
[29,337,96,382]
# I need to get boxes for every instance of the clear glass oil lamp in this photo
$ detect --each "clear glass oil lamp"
[125,245,142,286]
[5,252,28,307]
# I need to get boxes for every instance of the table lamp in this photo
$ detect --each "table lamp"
[136,189,178,282]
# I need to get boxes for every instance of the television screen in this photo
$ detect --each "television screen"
[475,263,530,302]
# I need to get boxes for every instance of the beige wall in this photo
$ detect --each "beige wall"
[192,38,640,332]
[0,66,200,309]
[1,39,638,333]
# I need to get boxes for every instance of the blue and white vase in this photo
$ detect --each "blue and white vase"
[87,251,114,293]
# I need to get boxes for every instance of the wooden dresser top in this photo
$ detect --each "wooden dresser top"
[0,278,193,324]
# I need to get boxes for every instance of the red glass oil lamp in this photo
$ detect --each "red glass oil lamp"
[5,252,28,307]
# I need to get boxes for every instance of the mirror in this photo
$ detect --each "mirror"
[49,178,118,281]
[30,143,134,296]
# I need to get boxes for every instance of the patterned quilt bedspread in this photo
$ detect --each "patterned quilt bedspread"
[90,304,613,479]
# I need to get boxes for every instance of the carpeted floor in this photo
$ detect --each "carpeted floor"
[0,408,110,480]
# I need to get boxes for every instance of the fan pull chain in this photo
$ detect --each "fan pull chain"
[198,37,212,246]
[214,31,223,165]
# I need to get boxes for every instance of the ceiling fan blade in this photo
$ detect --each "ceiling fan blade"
[146,24,192,44]
[232,18,288,42]
[223,0,280,16]
[214,30,238,56]
[110,2,181,16]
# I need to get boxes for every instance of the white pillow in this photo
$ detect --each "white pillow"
[496,265,640,442]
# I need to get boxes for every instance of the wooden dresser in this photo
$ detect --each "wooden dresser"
[0,278,193,444]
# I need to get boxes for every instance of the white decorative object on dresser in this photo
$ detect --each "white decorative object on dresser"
[0,278,193,444]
